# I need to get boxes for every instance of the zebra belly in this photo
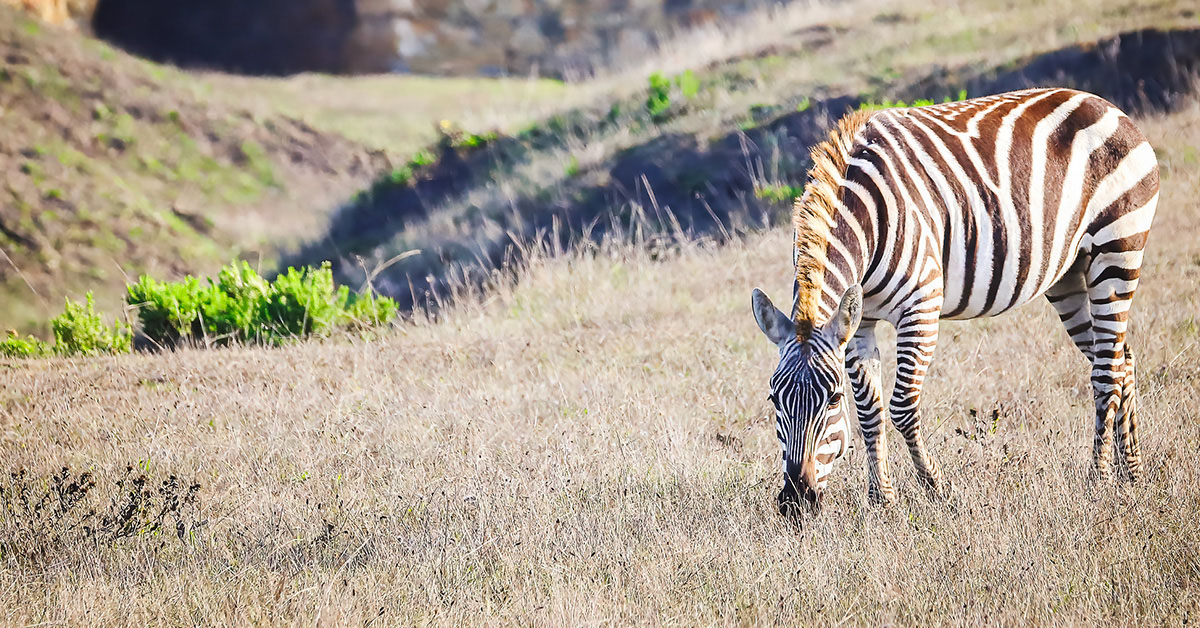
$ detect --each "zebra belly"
[937,223,1087,321]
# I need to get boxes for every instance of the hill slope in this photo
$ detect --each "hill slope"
[0,6,566,332]
[284,0,1200,312]
[0,7,396,331]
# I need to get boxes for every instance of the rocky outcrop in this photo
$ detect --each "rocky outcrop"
[92,0,359,75]
[79,0,780,76]
[343,0,754,76]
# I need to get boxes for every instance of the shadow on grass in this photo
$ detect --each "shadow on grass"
[287,28,1200,313]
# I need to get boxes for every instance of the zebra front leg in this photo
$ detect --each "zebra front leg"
[847,323,895,505]
[888,307,947,497]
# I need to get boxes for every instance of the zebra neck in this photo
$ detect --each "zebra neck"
[793,228,866,329]
[791,110,874,340]
[791,176,876,333]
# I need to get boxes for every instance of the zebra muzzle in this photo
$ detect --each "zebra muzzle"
[778,473,822,516]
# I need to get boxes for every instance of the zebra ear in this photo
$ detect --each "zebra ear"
[752,288,795,347]
[828,284,862,347]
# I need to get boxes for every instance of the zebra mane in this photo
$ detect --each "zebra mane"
[792,109,873,341]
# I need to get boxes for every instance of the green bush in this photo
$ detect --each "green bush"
[564,154,581,178]
[0,332,49,358]
[676,70,700,100]
[755,184,806,204]
[126,261,397,347]
[50,293,133,356]
[408,150,436,168]
[858,89,968,112]
[1,293,132,359]
[646,72,673,122]
[451,130,498,149]
[645,70,702,123]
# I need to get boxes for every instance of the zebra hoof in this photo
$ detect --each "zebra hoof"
[1114,462,1142,483]
[919,476,953,502]
[867,486,896,506]
[1090,465,1114,483]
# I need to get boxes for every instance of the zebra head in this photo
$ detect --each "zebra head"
[751,285,862,515]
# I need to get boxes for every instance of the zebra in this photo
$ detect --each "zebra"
[750,88,1159,513]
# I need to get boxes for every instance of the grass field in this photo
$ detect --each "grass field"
[2,95,1199,624]
[4,0,1200,624]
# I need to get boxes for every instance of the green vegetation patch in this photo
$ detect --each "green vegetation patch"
[1,293,132,358]
[2,262,396,359]
[646,70,702,123]
[858,89,969,111]
[754,184,805,204]
[126,261,397,348]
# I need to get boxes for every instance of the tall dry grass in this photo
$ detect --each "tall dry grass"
[1,99,1199,625]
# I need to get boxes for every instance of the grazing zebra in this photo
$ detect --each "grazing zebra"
[751,88,1159,512]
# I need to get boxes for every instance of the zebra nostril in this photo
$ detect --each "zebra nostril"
[808,491,823,516]
[778,482,802,517]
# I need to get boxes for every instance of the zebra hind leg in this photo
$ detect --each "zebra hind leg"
[1045,262,1112,477]
[1045,260,1094,363]
[1113,348,1142,481]
[1086,245,1143,481]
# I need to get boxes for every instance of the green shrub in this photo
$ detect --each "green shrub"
[858,89,968,112]
[1,294,131,359]
[755,184,806,204]
[344,290,397,327]
[126,261,397,348]
[267,264,346,337]
[646,72,673,122]
[50,293,133,356]
[646,70,702,123]
[388,168,412,186]
[676,70,700,100]
[564,154,581,178]
[0,332,49,358]
[408,150,436,168]
[452,130,498,149]
[126,275,207,344]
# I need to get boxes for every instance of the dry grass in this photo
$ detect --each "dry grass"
[202,72,572,155]
[2,97,1199,625]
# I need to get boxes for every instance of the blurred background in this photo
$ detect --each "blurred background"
[1,0,1198,336]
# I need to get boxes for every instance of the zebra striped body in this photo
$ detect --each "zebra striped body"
[753,88,1159,510]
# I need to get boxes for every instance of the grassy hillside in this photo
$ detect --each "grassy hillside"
[0,7,384,332]
[2,97,1199,624]
[0,5,567,333]
[284,0,1200,311]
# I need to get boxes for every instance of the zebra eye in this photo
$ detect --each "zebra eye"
[828,392,844,406]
